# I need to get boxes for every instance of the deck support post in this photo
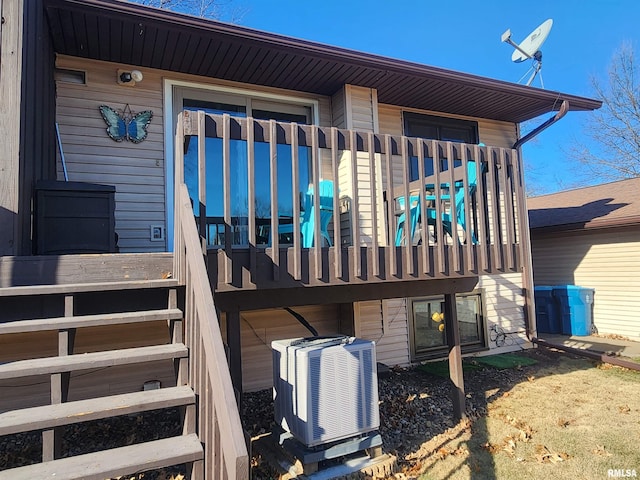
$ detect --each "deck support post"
[226,309,243,407]
[444,293,466,420]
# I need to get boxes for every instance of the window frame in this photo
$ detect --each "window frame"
[407,290,488,361]
[164,79,320,251]
[403,111,479,144]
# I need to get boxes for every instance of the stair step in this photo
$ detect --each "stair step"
[0,385,195,435]
[0,433,203,480]
[0,343,188,380]
[0,278,179,297]
[0,308,183,335]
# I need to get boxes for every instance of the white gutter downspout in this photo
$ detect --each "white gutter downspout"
[513,100,569,343]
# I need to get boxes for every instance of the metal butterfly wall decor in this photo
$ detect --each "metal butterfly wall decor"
[99,104,153,143]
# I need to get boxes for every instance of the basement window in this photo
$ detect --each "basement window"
[408,292,487,360]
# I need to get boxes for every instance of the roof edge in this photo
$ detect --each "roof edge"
[530,215,640,233]
[48,0,602,113]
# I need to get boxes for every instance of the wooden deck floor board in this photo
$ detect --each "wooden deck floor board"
[0,385,195,435]
[0,344,188,379]
[0,433,203,480]
[0,308,183,334]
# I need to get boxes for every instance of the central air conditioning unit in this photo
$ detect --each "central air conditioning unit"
[272,336,380,447]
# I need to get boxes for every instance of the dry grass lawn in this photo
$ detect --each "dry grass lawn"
[409,354,640,480]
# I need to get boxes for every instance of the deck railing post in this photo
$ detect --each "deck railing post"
[174,112,522,289]
[173,109,249,478]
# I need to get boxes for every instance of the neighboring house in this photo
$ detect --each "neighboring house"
[529,178,640,341]
[0,0,601,477]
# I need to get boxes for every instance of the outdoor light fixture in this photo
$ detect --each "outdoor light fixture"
[117,69,143,86]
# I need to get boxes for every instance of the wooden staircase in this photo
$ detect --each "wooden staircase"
[0,184,250,479]
[0,279,204,479]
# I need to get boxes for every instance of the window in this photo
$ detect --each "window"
[404,112,478,143]
[403,112,479,181]
[408,292,486,360]
[175,88,313,247]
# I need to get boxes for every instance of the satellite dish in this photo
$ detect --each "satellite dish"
[501,19,553,87]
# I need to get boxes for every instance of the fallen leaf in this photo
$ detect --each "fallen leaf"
[482,442,500,454]
[527,376,535,382]
[502,438,516,456]
[453,447,469,456]
[618,405,631,414]
[534,444,569,463]
[437,447,451,459]
[519,428,533,442]
[593,445,613,457]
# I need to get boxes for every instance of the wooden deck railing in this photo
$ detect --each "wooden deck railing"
[177,111,526,291]
[173,146,249,479]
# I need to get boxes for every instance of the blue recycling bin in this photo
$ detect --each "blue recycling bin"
[534,286,561,334]
[552,285,595,336]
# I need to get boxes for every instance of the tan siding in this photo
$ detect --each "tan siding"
[355,299,411,367]
[378,104,403,136]
[377,104,517,148]
[477,272,529,354]
[531,227,640,340]
[221,305,341,392]
[56,55,333,253]
[56,57,167,253]
[348,85,377,131]
[336,86,386,245]
[0,0,24,255]
[0,322,175,411]
[377,104,517,192]
[354,273,527,365]
[331,86,347,129]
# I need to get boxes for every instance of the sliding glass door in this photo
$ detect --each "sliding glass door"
[174,87,313,247]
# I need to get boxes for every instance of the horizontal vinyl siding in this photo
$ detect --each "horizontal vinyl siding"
[377,104,517,148]
[0,322,174,411]
[331,86,347,129]
[377,104,517,189]
[336,86,386,245]
[356,299,410,367]
[531,227,640,340]
[56,55,333,253]
[56,57,166,253]
[226,305,341,392]
[356,274,526,366]
[476,272,528,354]
[348,85,377,132]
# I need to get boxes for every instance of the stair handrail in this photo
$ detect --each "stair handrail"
[173,112,249,479]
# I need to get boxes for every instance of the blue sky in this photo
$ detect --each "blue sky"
[234,0,639,195]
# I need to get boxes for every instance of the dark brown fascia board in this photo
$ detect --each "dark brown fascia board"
[530,215,640,235]
[46,0,602,114]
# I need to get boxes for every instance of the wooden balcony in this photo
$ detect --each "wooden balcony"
[176,112,525,299]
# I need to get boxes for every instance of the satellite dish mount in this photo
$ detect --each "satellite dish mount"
[501,19,553,88]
